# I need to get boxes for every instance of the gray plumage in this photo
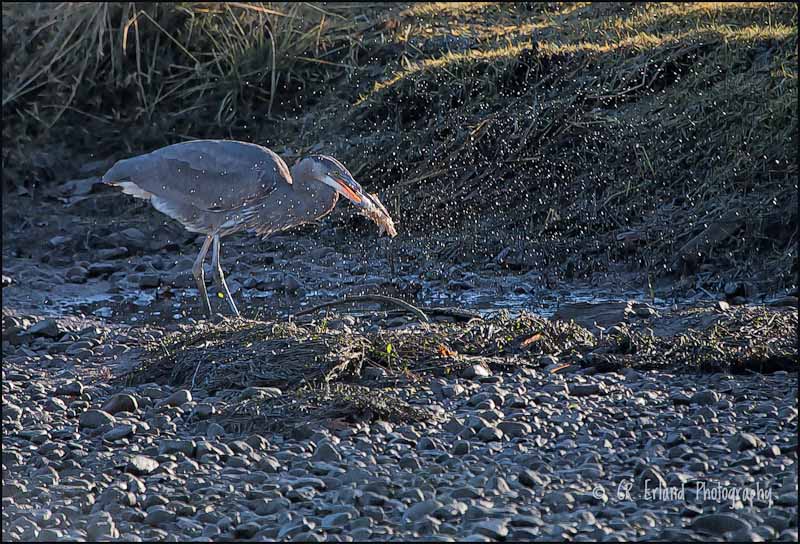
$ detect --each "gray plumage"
[103,139,376,319]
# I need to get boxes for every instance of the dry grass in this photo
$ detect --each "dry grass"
[2,2,395,183]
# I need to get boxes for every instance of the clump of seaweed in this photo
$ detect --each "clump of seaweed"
[122,310,596,392]
[117,303,795,435]
[366,310,596,373]
[591,305,798,373]
[122,318,369,392]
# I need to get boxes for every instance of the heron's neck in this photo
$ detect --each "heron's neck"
[288,178,339,222]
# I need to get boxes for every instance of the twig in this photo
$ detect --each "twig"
[295,295,430,323]
[191,360,202,390]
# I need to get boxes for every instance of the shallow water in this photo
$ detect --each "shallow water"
[46,275,678,325]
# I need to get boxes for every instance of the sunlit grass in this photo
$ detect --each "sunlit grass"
[400,2,500,18]
[357,2,797,107]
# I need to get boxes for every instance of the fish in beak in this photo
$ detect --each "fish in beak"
[324,169,397,237]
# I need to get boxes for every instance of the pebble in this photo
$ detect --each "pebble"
[727,432,765,452]
[568,383,607,396]
[145,506,176,526]
[102,393,139,414]
[126,455,159,475]
[161,389,192,407]
[103,423,135,441]
[312,442,343,463]
[690,390,720,405]
[691,513,752,535]
[27,319,61,338]
[461,364,490,379]
[79,409,116,429]
[55,381,84,396]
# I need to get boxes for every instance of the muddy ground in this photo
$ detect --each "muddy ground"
[2,176,798,542]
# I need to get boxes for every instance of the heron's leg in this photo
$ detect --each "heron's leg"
[192,235,214,319]
[211,234,240,317]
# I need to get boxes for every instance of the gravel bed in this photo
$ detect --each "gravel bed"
[3,338,797,542]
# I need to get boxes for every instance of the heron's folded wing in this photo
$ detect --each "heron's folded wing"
[103,140,292,213]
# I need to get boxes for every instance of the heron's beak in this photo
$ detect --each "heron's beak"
[327,174,365,205]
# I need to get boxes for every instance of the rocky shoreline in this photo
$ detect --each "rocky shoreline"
[3,308,798,541]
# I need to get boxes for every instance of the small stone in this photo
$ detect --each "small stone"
[239,386,282,400]
[102,394,138,414]
[568,383,607,397]
[86,515,119,540]
[97,487,136,507]
[452,440,470,456]
[79,409,116,429]
[235,522,261,539]
[145,506,176,526]
[403,500,443,523]
[284,274,302,292]
[55,381,84,396]
[28,319,61,338]
[417,437,438,451]
[637,466,668,489]
[477,426,504,442]
[312,442,342,463]
[321,512,352,529]
[399,456,422,470]
[98,247,129,260]
[159,439,196,457]
[104,424,135,441]
[691,513,752,535]
[442,384,465,398]
[498,421,531,438]
[461,364,491,379]
[518,469,546,488]
[690,390,720,405]
[137,273,160,288]
[88,263,119,277]
[474,519,509,539]
[207,422,226,439]
[4,402,22,423]
[727,432,765,452]
[65,266,89,283]
[633,305,658,317]
[126,455,159,475]
[776,492,798,506]
[161,389,191,407]
[38,529,64,540]
[542,491,574,508]
[191,403,215,419]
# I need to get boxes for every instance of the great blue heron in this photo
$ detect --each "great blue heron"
[102,139,396,319]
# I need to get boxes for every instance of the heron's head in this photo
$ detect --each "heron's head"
[296,155,367,207]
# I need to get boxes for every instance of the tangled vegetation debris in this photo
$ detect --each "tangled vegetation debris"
[123,303,796,394]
